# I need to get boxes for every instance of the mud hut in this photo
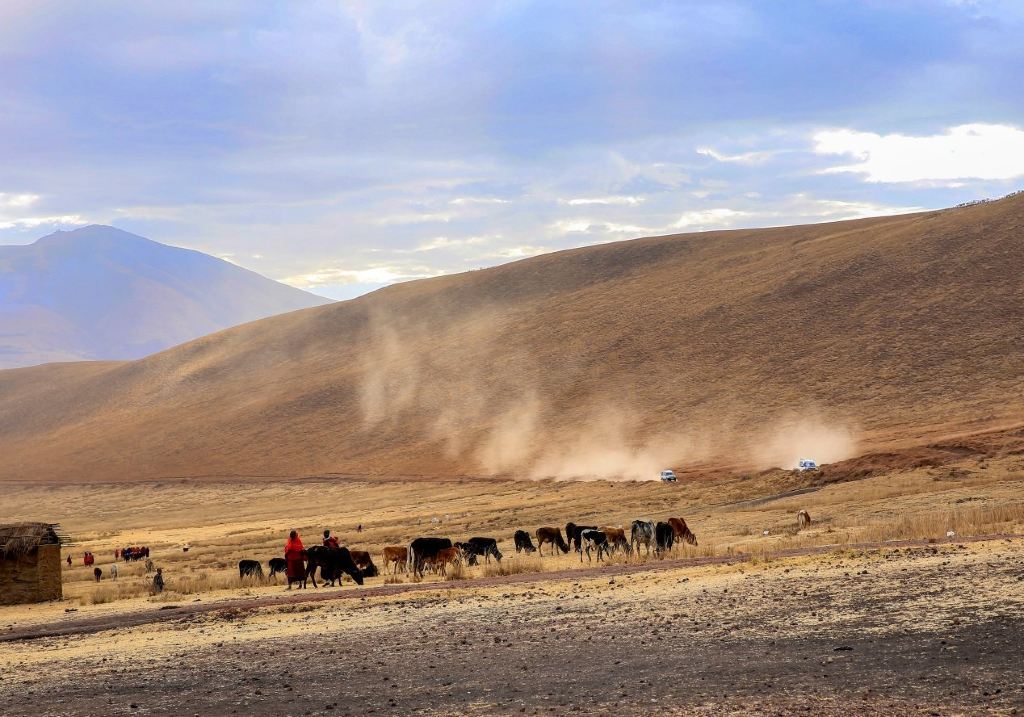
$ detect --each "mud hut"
[0,523,65,605]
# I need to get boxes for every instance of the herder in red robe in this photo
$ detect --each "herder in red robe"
[284,530,306,590]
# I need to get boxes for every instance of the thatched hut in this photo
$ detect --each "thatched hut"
[0,523,65,605]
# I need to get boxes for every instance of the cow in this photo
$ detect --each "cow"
[408,537,454,577]
[600,526,630,555]
[667,517,698,546]
[348,550,380,578]
[93,567,103,582]
[422,546,460,577]
[304,546,364,588]
[797,510,812,530]
[462,537,502,564]
[655,521,675,555]
[382,546,408,575]
[630,520,656,556]
[238,559,264,580]
[513,530,537,554]
[565,522,598,553]
[535,527,569,556]
[109,563,118,581]
[268,557,287,579]
[580,529,609,563]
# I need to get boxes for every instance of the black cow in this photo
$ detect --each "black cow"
[565,522,598,553]
[408,537,453,577]
[238,559,264,579]
[305,546,364,587]
[458,537,502,564]
[513,530,536,554]
[655,521,675,554]
[580,529,609,563]
[268,557,287,579]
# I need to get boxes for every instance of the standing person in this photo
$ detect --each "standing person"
[66,555,72,567]
[357,524,363,533]
[152,568,164,594]
[284,530,306,590]
[322,529,339,549]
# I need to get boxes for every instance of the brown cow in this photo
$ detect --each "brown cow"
[599,526,630,555]
[382,545,408,575]
[797,510,812,530]
[348,550,380,578]
[668,517,698,547]
[535,527,569,556]
[422,546,460,576]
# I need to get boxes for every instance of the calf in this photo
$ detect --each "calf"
[238,559,264,580]
[408,537,454,577]
[382,546,408,574]
[422,546,460,577]
[600,527,630,555]
[268,557,287,579]
[797,510,812,530]
[348,550,380,578]
[580,529,609,563]
[565,522,598,553]
[535,527,569,556]
[513,530,536,554]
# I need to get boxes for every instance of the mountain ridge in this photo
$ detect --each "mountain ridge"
[0,225,331,368]
[1,196,1023,482]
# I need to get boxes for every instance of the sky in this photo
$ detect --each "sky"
[1,1,1023,300]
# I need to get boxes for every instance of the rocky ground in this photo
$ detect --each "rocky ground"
[3,539,1023,716]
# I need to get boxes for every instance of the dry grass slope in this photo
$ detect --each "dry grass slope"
[1,195,1024,481]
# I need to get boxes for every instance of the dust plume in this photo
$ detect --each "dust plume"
[750,414,859,469]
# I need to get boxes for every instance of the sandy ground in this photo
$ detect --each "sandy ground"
[2,538,1023,716]
[3,454,1024,715]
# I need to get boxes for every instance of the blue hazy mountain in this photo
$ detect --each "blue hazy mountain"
[0,225,331,368]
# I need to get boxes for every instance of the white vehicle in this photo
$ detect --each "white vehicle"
[659,469,677,482]
[796,458,819,472]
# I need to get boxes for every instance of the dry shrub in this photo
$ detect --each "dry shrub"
[384,575,405,585]
[482,557,545,577]
[444,562,468,581]
[80,581,150,605]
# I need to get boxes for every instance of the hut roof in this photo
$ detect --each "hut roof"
[0,522,65,560]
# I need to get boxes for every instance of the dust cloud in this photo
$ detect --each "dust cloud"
[355,308,859,480]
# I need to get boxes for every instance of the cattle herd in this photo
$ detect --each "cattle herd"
[237,517,700,588]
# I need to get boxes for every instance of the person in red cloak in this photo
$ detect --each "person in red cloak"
[284,530,306,590]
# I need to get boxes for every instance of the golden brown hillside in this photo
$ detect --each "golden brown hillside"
[2,194,1023,482]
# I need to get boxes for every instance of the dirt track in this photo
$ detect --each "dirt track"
[3,537,1023,716]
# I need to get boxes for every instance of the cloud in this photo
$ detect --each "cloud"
[284,265,445,288]
[671,208,749,229]
[814,123,1024,184]
[413,235,488,252]
[560,196,645,206]
[696,147,779,164]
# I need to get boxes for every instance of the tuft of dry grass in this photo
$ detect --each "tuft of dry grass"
[482,557,545,577]
[444,562,469,581]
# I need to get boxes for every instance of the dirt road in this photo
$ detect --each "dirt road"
[3,538,1023,716]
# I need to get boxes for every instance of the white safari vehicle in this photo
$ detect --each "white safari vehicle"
[796,458,819,472]
[659,469,677,482]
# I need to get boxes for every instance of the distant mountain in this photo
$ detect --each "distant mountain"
[2,196,1024,483]
[0,225,331,368]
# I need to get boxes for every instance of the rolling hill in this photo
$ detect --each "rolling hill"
[1,195,1023,482]
[0,225,331,368]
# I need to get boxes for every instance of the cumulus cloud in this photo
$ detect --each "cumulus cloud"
[814,123,1024,184]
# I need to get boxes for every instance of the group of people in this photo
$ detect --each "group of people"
[75,551,97,566]
[118,546,150,561]
[283,528,351,589]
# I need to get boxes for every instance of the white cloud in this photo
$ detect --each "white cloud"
[697,147,778,164]
[450,197,509,206]
[814,123,1024,184]
[560,196,645,206]
[413,235,488,252]
[671,208,749,229]
[550,218,652,235]
[283,265,445,287]
[0,193,40,210]
[488,245,548,259]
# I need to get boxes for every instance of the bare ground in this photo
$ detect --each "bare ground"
[3,538,1023,716]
